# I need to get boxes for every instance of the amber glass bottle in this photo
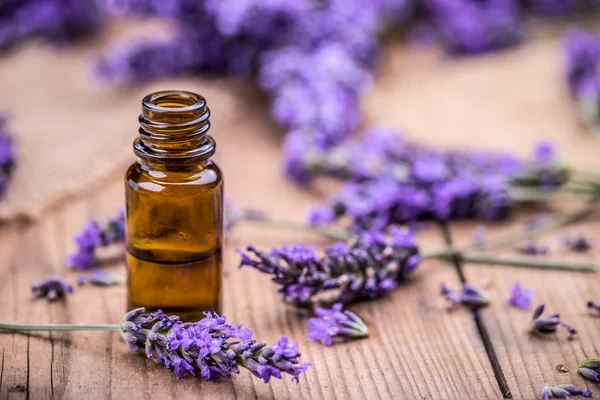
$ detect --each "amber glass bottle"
[126,90,223,321]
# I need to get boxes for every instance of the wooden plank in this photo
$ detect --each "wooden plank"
[447,213,600,400]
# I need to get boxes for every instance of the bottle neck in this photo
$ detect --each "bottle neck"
[134,91,215,166]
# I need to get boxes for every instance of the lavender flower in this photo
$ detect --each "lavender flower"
[0,114,15,198]
[67,209,125,269]
[32,276,73,301]
[506,281,535,309]
[587,300,600,312]
[0,0,104,50]
[579,358,600,382]
[424,0,522,55]
[560,233,591,252]
[542,384,593,400]
[306,303,368,346]
[77,269,122,286]
[529,304,577,340]
[120,308,311,382]
[441,282,489,308]
[238,228,420,305]
[518,240,549,255]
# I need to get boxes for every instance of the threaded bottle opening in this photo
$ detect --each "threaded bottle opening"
[135,90,215,163]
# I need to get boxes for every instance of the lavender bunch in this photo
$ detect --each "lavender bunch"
[32,276,73,301]
[542,384,592,399]
[529,304,578,340]
[67,209,125,269]
[0,0,104,51]
[562,28,600,129]
[238,228,420,306]
[579,358,600,382]
[121,308,311,382]
[302,127,568,231]
[0,114,15,197]
[306,303,368,346]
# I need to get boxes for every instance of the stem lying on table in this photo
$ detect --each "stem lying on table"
[0,323,121,331]
[437,253,595,272]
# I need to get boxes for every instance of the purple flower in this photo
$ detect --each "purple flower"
[120,308,310,382]
[67,209,126,269]
[506,281,535,309]
[534,141,557,165]
[32,276,73,301]
[542,384,593,399]
[306,303,368,346]
[77,269,122,286]
[441,282,489,308]
[518,240,549,255]
[580,358,600,383]
[238,228,420,305]
[529,304,577,340]
[587,300,600,312]
[561,233,592,252]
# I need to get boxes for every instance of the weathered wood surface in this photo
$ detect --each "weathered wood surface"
[2,29,600,400]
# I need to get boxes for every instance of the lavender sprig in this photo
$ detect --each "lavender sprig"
[31,276,73,301]
[560,233,592,252]
[238,228,420,306]
[542,384,592,400]
[529,304,577,340]
[121,308,311,382]
[67,209,125,270]
[587,300,600,313]
[579,358,600,382]
[306,303,368,346]
[440,282,490,308]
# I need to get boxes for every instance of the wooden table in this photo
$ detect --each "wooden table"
[2,38,600,400]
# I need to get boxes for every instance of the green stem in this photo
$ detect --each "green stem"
[0,323,121,331]
[238,216,352,241]
[436,252,595,272]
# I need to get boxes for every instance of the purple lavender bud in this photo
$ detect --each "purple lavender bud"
[306,303,368,346]
[561,233,592,252]
[587,300,600,312]
[542,384,593,398]
[529,304,577,339]
[441,282,489,308]
[518,240,549,255]
[31,276,73,302]
[238,228,419,305]
[506,281,535,310]
[534,141,557,165]
[580,358,600,383]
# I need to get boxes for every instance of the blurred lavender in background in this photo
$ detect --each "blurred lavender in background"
[0,114,14,198]
[0,0,104,50]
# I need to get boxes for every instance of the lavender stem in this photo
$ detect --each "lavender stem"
[0,323,122,331]
[441,253,595,272]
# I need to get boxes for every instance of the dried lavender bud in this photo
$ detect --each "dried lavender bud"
[67,209,125,269]
[560,233,592,252]
[31,276,73,301]
[77,269,122,286]
[587,300,600,312]
[306,303,368,346]
[441,282,489,308]
[518,240,549,255]
[529,304,577,339]
[120,308,311,382]
[506,281,535,310]
[580,358,600,382]
[238,228,420,306]
[542,384,593,400]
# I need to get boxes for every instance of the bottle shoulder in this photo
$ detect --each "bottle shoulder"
[126,160,223,193]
